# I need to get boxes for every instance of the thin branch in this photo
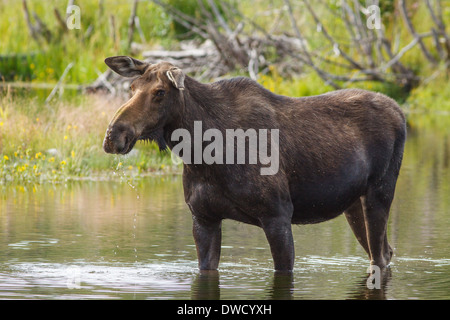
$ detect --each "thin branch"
[45,62,74,104]
[283,0,340,88]
[302,0,364,70]
[151,0,209,38]
[424,0,445,31]
[399,0,437,64]
[54,8,68,32]
[134,16,147,43]
[22,0,40,43]
[424,0,450,60]
[382,37,419,71]
[127,0,139,50]
[207,0,232,35]
[32,11,52,43]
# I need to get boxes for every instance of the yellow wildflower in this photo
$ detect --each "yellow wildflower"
[60,160,66,166]
[3,155,8,160]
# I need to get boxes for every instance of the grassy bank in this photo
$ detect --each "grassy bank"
[0,89,177,184]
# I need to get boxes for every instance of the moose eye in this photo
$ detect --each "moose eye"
[155,90,165,97]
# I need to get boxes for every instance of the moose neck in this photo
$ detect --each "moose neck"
[163,75,229,150]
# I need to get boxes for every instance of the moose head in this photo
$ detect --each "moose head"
[102,56,185,154]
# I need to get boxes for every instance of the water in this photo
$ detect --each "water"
[1,116,450,300]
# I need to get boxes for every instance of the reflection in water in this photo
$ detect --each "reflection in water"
[1,115,450,299]
[267,272,295,300]
[191,271,296,300]
[348,269,392,300]
[191,271,221,300]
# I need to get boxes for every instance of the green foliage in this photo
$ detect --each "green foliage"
[166,0,200,36]
[0,0,171,83]
[406,67,450,114]
[258,66,334,97]
[166,0,236,37]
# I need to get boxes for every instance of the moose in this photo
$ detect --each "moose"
[103,56,406,272]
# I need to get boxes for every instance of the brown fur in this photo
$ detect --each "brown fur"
[103,56,406,271]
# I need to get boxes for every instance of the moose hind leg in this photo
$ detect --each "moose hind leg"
[192,216,222,270]
[344,198,370,258]
[362,140,404,269]
[361,184,395,269]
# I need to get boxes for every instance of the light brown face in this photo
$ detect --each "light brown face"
[102,56,185,154]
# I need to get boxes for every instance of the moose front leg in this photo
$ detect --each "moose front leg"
[261,217,295,272]
[192,216,222,270]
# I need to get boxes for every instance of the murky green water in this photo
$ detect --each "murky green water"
[1,115,450,300]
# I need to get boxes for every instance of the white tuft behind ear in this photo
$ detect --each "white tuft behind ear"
[166,68,185,90]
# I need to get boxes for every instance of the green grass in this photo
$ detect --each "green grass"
[0,0,171,84]
[0,90,178,184]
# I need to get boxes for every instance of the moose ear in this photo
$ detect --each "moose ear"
[104,56,149,77]
[166,67,185,90]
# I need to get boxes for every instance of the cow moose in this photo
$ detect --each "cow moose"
[103,56,406,272]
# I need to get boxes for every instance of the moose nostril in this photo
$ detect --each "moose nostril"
[104,124,136,154]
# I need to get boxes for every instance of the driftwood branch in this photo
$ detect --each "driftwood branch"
[90,0,448,95]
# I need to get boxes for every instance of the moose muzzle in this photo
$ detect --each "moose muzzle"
[103,122,137,155]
